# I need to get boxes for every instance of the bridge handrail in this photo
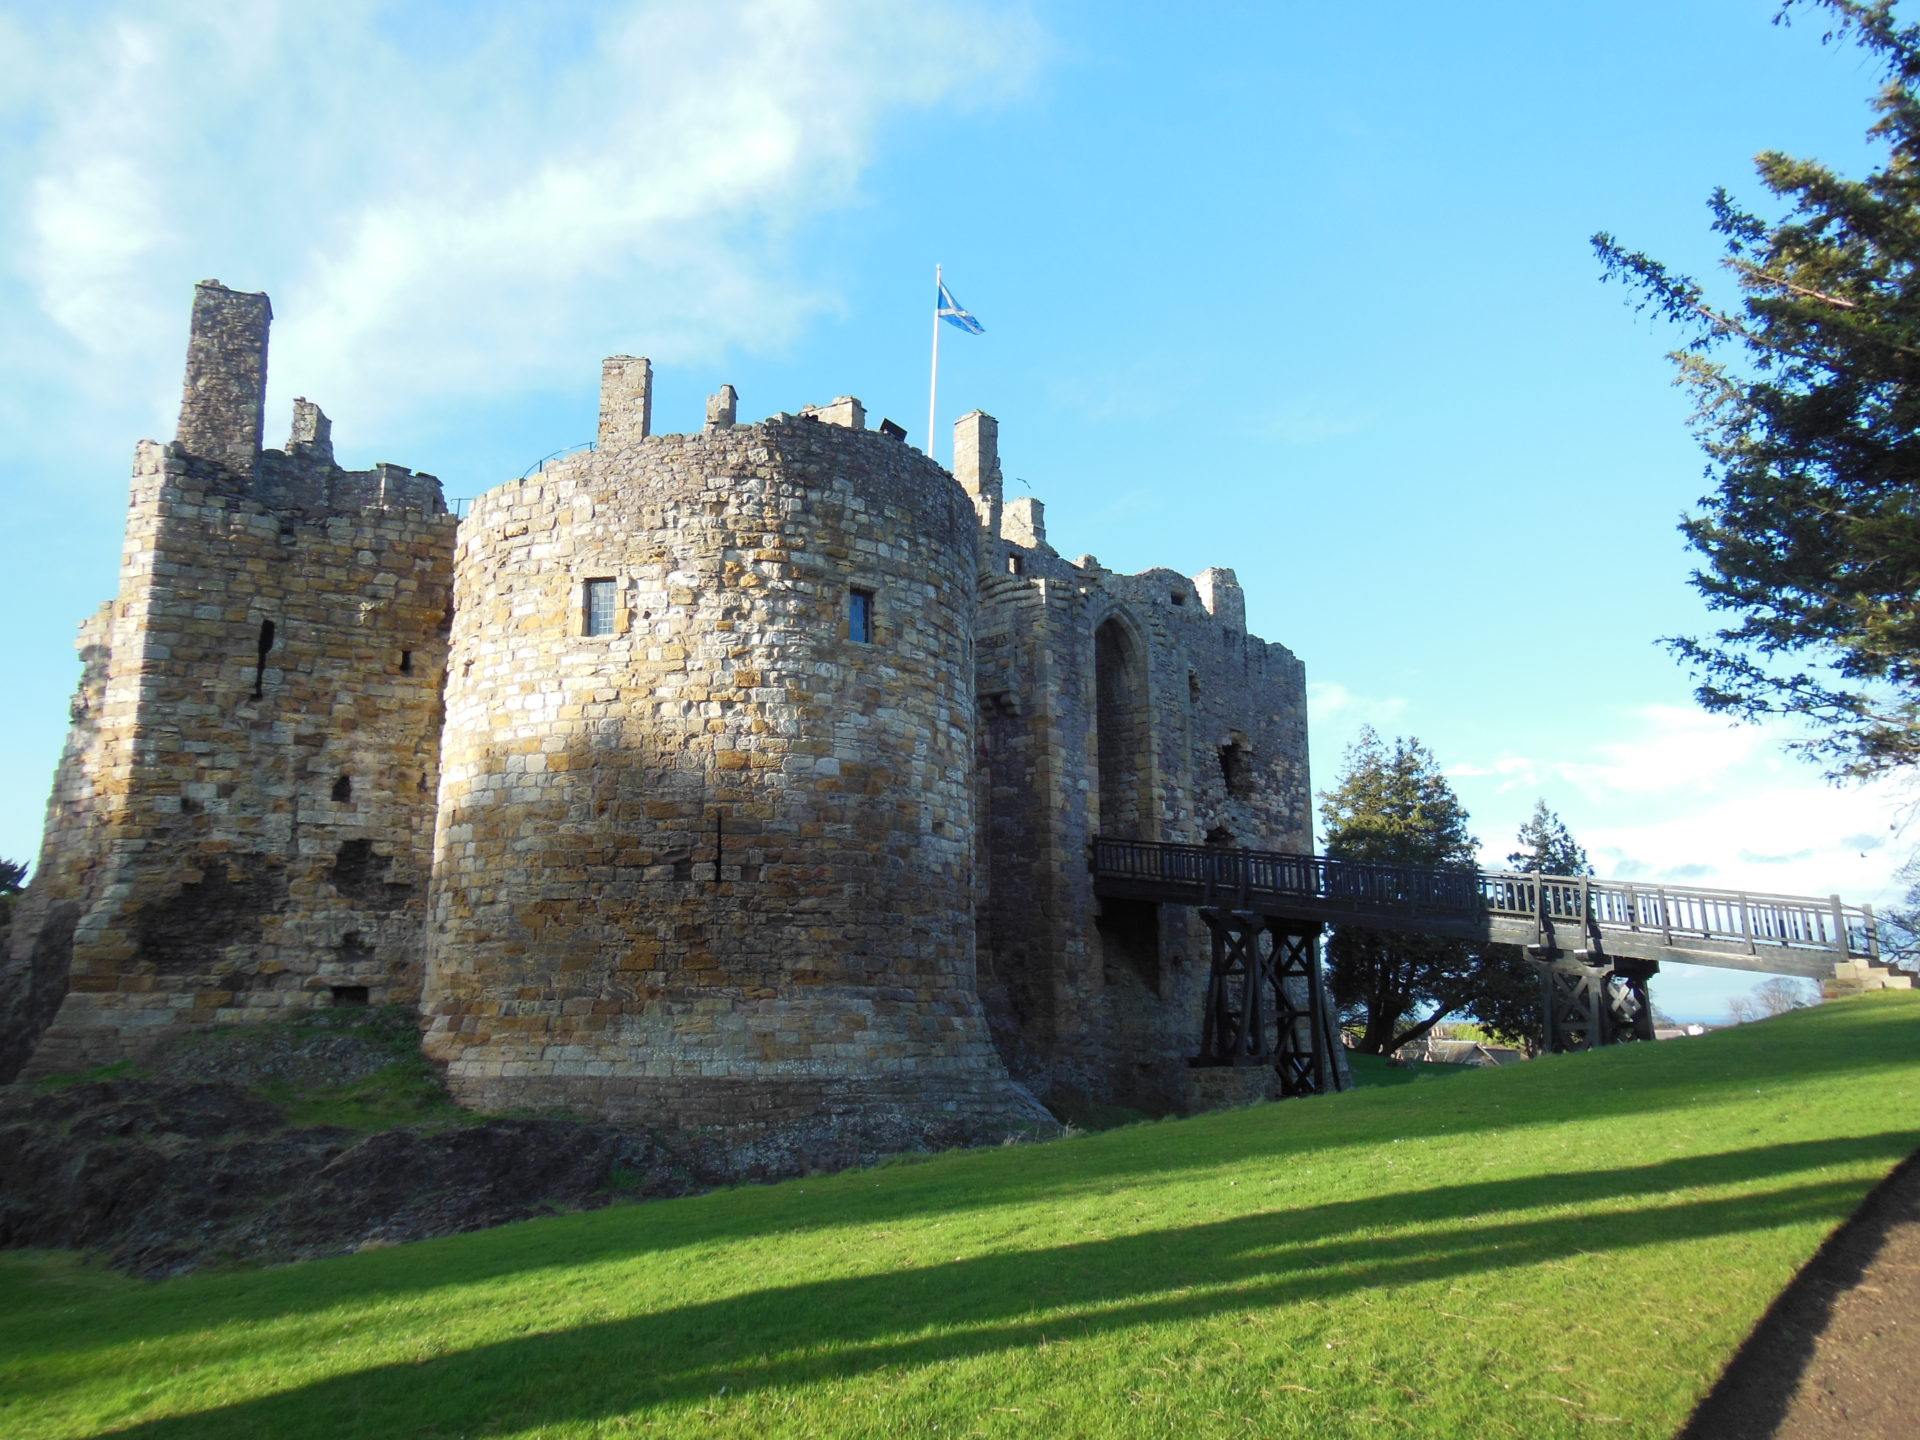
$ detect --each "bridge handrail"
[1090,837,1879,960]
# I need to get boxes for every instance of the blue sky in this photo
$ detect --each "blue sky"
[2,0,1911,1021]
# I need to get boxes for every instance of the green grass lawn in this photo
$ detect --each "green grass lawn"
[4,991,1917,1440]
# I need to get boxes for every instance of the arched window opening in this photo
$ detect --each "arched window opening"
[1094,616,1152,840]
[1219,738,1254,799]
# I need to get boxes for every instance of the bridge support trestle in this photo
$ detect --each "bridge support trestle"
[1535,954,1659,1053]
[1195,909,1343,1095]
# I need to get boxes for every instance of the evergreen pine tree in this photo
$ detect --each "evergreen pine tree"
[0,858,24,932]
[1506,798,1592,878]
[1473,800,1596,1054]
[1320,729,1485,1054]
[1595,0,1920,778]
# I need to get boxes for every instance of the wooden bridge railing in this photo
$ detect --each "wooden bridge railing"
[1091,837,1881,966]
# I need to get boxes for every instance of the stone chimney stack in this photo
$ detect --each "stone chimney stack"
[175,280,271,480]
[598,356,653,451]
[952,410,1002,536]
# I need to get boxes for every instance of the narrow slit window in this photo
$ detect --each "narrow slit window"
[848,587,875,644]
[583,578,616,636]
[399,649,413,673]
[251,619,276,699]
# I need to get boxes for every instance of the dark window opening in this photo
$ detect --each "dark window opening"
[399,649,413,673]
[1219,740,1254,799]
[251,619,276,699]
[1188,670,1200,704]
[1007,553,1025,575]
[329,985,370,1007]
[1205,825,1235,847]
[1170,591,1186,606]
[849,587,875,644]
[1098,897,1162,992]
[328,839,414,910]
[672,857,694,881]
[331,775,352,803]
[584,578,617,636]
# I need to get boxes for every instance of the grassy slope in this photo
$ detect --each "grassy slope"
[2,992,1916,1440]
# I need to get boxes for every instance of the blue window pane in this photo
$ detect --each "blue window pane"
[584,579,616,636]
[849,588,874,644]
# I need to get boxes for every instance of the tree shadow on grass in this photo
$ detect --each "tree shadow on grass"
[19,1002,1917,1359]
[15,1125,1915,1380]
[70,1129,1919,1439]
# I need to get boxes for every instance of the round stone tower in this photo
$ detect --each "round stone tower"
[423,375,1037,1139]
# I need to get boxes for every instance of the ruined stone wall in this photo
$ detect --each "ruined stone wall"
[0,607,113,1080]
[964,421,1313,1112]
[423,402,1037,1135]
[6,284,455,1079]
[7,279,1326,1130]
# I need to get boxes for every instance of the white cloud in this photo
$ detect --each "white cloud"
[1578,778,1912,902]
[1307,679,1407,729]
[2,0,1044,435]
[1246,402,1375,446]
[1449,704,1920,908]
[1449,704,1771,799]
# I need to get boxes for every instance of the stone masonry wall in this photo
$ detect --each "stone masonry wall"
[963,418,1314,1112]
[7,279,1330,1133]
[423,403,1039,1134]
[6,284,455,1079]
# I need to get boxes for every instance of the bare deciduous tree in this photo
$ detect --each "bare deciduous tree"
[1754,976,1820,1015]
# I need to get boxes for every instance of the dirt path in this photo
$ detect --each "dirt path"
[1681,1149,1920,1439]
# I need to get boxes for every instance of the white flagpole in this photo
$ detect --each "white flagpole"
[928,262,942,466]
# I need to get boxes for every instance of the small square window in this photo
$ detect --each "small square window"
[848,587,875,644]
[583,578,616,636]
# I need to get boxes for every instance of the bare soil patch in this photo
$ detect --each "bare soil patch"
[1682,1147,1920,1440]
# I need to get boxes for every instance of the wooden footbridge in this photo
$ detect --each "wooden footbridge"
[1092,837,1907,1093]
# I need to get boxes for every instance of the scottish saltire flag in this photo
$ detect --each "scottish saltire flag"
[938,280,985,335]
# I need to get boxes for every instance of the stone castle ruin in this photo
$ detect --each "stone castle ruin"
[0,281,1318,1143]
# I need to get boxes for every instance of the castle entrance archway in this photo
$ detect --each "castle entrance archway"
[1094,615,1152,840]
